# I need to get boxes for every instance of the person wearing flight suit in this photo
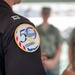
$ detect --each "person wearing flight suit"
[0,0,46,75]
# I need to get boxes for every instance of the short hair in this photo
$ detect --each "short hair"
[42,7,51,14]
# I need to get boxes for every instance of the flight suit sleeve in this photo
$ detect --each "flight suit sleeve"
[0,32,5,75]
[2,21,45,75]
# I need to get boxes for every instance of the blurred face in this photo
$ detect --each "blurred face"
[14,0,21,4]
[42,13,50,22]
[4,0,21,7]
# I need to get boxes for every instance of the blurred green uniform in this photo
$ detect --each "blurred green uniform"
[36,24,62,75]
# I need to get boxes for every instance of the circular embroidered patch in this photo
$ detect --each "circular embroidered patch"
[14,24,40,52]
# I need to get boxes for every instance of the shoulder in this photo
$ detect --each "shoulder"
[36,25,41,28]
[71,28,75,33]
[69,28,75,38]
[0,6,34,26]
[7,11,34,25]
[10,13,35,29]
[0,11,35,34]
[36,25,41,30]
[50,25,59,33]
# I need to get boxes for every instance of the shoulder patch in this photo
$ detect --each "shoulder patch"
[14,24,40,53]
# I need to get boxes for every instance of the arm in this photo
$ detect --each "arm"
[42,44,61,69]
[52,43,61,63]
[51,28,62,66]
[68,44,73,64]
[41,29,62,69]
[62,64,75,75]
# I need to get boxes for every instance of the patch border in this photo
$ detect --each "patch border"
[14,23,40,53]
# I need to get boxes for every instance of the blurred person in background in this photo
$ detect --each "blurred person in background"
[68,28,75,71]
[36,7,62,75]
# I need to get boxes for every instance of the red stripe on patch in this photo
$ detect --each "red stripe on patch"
[16,36,18,41]
[19,42,21,47]
[23,46,26,50]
